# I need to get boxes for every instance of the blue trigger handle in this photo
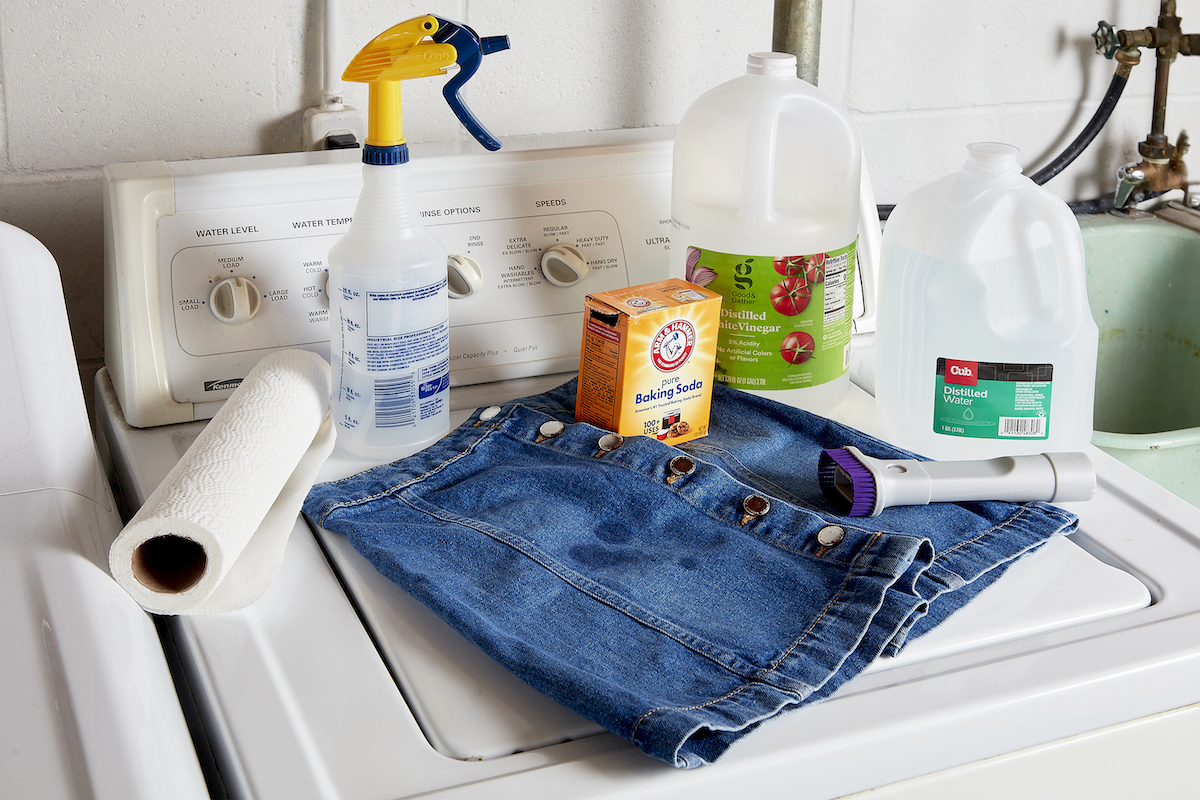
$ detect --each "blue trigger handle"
[432,17,510,151]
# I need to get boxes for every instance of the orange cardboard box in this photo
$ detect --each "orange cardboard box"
[575,278,721,444]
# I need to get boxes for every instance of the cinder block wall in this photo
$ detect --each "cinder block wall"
[0,0,1194,406]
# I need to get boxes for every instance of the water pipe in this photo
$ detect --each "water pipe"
[1105,0,1199,207]
[879,14,1157,220]
[772,0,822,85]
[321,0,344,110]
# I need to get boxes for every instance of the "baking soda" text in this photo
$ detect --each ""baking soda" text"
[636,379,704,404]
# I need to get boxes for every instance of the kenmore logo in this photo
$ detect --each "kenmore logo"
[204,378,244,392]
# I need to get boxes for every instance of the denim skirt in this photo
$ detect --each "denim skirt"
[303,380,1078,768]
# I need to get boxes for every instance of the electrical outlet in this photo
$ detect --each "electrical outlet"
[302,104,367,151]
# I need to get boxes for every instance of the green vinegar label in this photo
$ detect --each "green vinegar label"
[685,241,856,391]
[934,359,1053,440]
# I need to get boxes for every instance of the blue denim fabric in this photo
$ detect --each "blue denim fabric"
[303,379,1078,768]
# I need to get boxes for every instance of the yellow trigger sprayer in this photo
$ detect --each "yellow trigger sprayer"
[344,14,510,157]
[327,16,509,461]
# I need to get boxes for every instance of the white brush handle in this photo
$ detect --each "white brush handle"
[861,450,1095,514]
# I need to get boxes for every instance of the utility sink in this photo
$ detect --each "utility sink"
[1080,210,1200,506]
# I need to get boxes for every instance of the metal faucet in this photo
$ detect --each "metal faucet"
[1095,1,1198,207]
[1115,131,1190,208]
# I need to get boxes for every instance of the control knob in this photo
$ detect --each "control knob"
[447,254,484,298]
[209,276,262,324]
[539,244,588,287]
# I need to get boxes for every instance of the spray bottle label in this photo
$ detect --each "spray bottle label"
[333,275,450,431]
[933,359,1052,440]
[685,241,856,391]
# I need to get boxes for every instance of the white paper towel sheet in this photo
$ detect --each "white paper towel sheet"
[110,350,336,615]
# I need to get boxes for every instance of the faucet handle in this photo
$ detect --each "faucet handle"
[1115,162,1147,208]
[1093,20,1120,59]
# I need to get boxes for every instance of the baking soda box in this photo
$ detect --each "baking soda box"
[575,278,721,444]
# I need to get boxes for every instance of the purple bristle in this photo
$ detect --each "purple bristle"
[818,448,877,517]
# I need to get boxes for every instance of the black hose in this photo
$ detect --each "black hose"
[882,194,1134,221]
[1066,197,1116,215]
[1028,71,1128,185]
[876,70,1129,221]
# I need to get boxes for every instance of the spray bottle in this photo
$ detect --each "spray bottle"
[328,15,508,461]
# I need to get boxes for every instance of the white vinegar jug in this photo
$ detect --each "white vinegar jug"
[874,143,1099,459]
[669,52,863,414]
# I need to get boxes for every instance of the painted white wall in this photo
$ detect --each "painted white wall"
[0,0,1196,396]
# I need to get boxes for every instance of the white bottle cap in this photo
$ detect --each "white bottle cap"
[746,52,797,77]
[964,142,1023,177]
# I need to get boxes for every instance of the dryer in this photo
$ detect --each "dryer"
[0,221,205,798]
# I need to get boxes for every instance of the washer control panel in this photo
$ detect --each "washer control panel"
[106,135,674,425]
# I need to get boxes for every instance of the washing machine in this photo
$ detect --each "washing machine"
[94,132,1200,798]
[0,221,206,798]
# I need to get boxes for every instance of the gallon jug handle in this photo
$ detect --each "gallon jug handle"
[854,149,880,334]
[1019,192,1084,315]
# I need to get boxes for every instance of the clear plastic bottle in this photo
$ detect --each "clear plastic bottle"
[668,52,862,414]
[328,161,450,460]
[327,15,508,461]
[873,142,1099,459]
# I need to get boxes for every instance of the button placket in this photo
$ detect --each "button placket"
[534,419,565,443]
[665,455,696,485]
[817,525,845,547]
[475,405,503,427]
[740,494,771,526]
[596,432,624,457]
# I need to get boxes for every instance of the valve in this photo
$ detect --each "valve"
[1093,20,1120,59]
[1114,163,1147,208]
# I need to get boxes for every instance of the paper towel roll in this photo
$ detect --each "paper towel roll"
[110,350,336,615]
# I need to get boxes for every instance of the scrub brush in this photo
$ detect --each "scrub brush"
[817,447,1095,517]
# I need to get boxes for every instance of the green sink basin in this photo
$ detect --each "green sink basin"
[1081,212,1200,506]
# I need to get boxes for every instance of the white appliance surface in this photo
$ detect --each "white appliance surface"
[93,132,1200,798]
[0,222,206,798]
[96,366,1200,799]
